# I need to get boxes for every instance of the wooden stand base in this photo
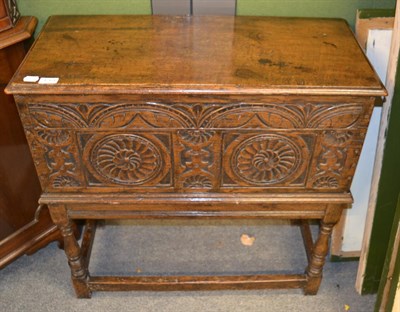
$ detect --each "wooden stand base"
[44,194,346,298]
[69,218,328,298]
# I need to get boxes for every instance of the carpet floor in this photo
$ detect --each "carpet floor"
[0,220,376,312]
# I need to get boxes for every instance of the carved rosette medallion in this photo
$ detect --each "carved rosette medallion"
[90,134,162,185]
[232,134,301,185]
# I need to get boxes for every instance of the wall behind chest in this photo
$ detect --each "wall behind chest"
[17,0,396,34]
[237,0,395,27]
[17,0,152,33]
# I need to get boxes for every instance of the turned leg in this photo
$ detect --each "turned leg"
[48,204,91,298]
[304,204,345,295]
[304,221,334,295]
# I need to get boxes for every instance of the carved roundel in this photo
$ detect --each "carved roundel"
[232,134,302,185]
[90,134,163,185]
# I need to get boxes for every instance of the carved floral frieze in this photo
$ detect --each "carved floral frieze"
[26,102,366,130]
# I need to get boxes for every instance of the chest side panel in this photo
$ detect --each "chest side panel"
[15,95,374,194]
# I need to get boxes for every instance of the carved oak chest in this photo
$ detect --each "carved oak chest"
[6,15,386,297]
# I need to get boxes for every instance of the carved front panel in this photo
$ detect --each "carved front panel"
[16,96,374,193]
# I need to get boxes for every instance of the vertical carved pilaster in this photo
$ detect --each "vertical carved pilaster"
[174,130,220,190]
[48,204,91,298]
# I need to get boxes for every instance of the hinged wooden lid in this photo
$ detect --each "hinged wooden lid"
[6,15,386,96]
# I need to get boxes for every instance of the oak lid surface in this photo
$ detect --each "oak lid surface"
[6,15,386,96]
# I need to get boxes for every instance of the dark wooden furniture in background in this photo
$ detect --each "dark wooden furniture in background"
[0,0,20,32]
[0,16,63,269]
[6,15,386,297]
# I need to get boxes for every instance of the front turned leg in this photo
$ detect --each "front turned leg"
[304,221,334,295]
[48,204,91,298]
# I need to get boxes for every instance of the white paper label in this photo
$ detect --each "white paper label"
[23,76,40,82]
[38,77,59,84]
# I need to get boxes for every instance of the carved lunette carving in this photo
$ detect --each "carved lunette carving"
[183,175,213,189]
[201,103,364,129]
[26,102,366,130]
